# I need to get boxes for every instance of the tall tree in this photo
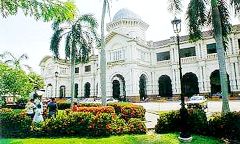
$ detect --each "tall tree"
[168,0,240,114]
[0,0,76,22]
[50,14,99,106]
[100,0,111,105]
[0,51,31,71]
[28,72,45,90]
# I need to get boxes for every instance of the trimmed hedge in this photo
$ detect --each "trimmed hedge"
[57,102,71,110]
[155,109,208,135]
[0,108,32,138]
[128,118,146,134]
[155,109,240,142]
[108,103,145,121]
[208,112,240,141]
[1,105,146,138]
[74,106,115,115]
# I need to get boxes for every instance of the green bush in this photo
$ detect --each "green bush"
[90,113,113,137]
[208,111,240,141]
[155,110,180,133]
[75,106,115,115]
[41,111,94,137]
[108,103,145,121]
[57,102,71,110]
[0,108,32,138]
[155,109,208,135]
[127,118,146,134]
[110,116,129,135]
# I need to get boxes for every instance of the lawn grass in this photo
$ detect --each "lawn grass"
[1,133,222,144]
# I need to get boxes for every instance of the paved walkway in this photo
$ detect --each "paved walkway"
[145,111,159,130]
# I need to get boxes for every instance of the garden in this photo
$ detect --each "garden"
[1,101,239,143]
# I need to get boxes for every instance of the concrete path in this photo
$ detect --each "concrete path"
[145,111,159,130]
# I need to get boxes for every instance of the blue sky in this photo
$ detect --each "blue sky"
[0,0,239,73]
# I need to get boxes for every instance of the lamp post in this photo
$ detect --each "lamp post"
[171,17,192,140]
[55,71,59,98]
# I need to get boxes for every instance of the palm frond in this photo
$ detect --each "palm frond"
[50,27,64,58]
[4,60,13,65]
[18,54,28,61]
[65,33,72,59]
[168,0,183,15]
[79,14,98,29]
[186,0,208,42]
[218,0,232,49]
[106,0,112,21]
[230,0,240,16]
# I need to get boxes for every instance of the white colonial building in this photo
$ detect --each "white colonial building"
[39,8,240,102]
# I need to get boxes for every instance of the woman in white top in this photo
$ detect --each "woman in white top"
[25,99,35,119]
[33,104,44,123]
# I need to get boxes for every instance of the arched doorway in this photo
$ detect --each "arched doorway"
[182,72,199,97]
[46,84,53,98]
[139,74,147,100]
[111,74,126,101]
[84,82,91,98]
[75,83,78,98]
[112,80,120,99]
[158,75,172,97]
[210,70,231,94]
[59,85,66,98]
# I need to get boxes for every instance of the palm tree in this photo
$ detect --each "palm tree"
[50,14,99,106]
[100,0,112,106]
[168,0,240,114]
[0,51,32,71]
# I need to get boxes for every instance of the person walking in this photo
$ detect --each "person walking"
[25,99,35,119]
[47,98,58,118]
[33,104,44,123]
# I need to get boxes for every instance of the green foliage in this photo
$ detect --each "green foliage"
[208,111,240,141]
[127,118,146,134]
[28,72,45,89]
[155,109,208,135]
[0,108,32,138]
[57,102,71,110]
[0,0,76,22]
[108,103,146,121]
[75,106,115,115]
[0,66,33,98]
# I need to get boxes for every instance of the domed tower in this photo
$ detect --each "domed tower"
[106,8,149,40]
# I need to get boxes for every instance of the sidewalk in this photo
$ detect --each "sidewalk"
[145,111,159,130]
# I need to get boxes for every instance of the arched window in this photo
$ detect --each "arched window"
[59,85,66,98]
[84,82,91,98]
[139,74,147,100]
[75,83,78,98]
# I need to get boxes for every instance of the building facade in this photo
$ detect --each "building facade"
[39,8,240,102]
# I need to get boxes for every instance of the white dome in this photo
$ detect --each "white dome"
[113,8,141,21]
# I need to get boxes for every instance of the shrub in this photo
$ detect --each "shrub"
[127,118,146,134]
[155,110,180,133]
[208,111,240,141]
[75,106,115,115]
[110,116,129,135]
[155,109,208,135]
[57,102,71,110]
[0,108,32,138]
[41,111,94,137]
[108,103,145,121]
[90,113,114,137]
[79,103,101,107]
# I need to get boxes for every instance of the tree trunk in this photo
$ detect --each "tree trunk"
[100,0,107,105]
[211,0,230,114]
[70,45,76,107]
